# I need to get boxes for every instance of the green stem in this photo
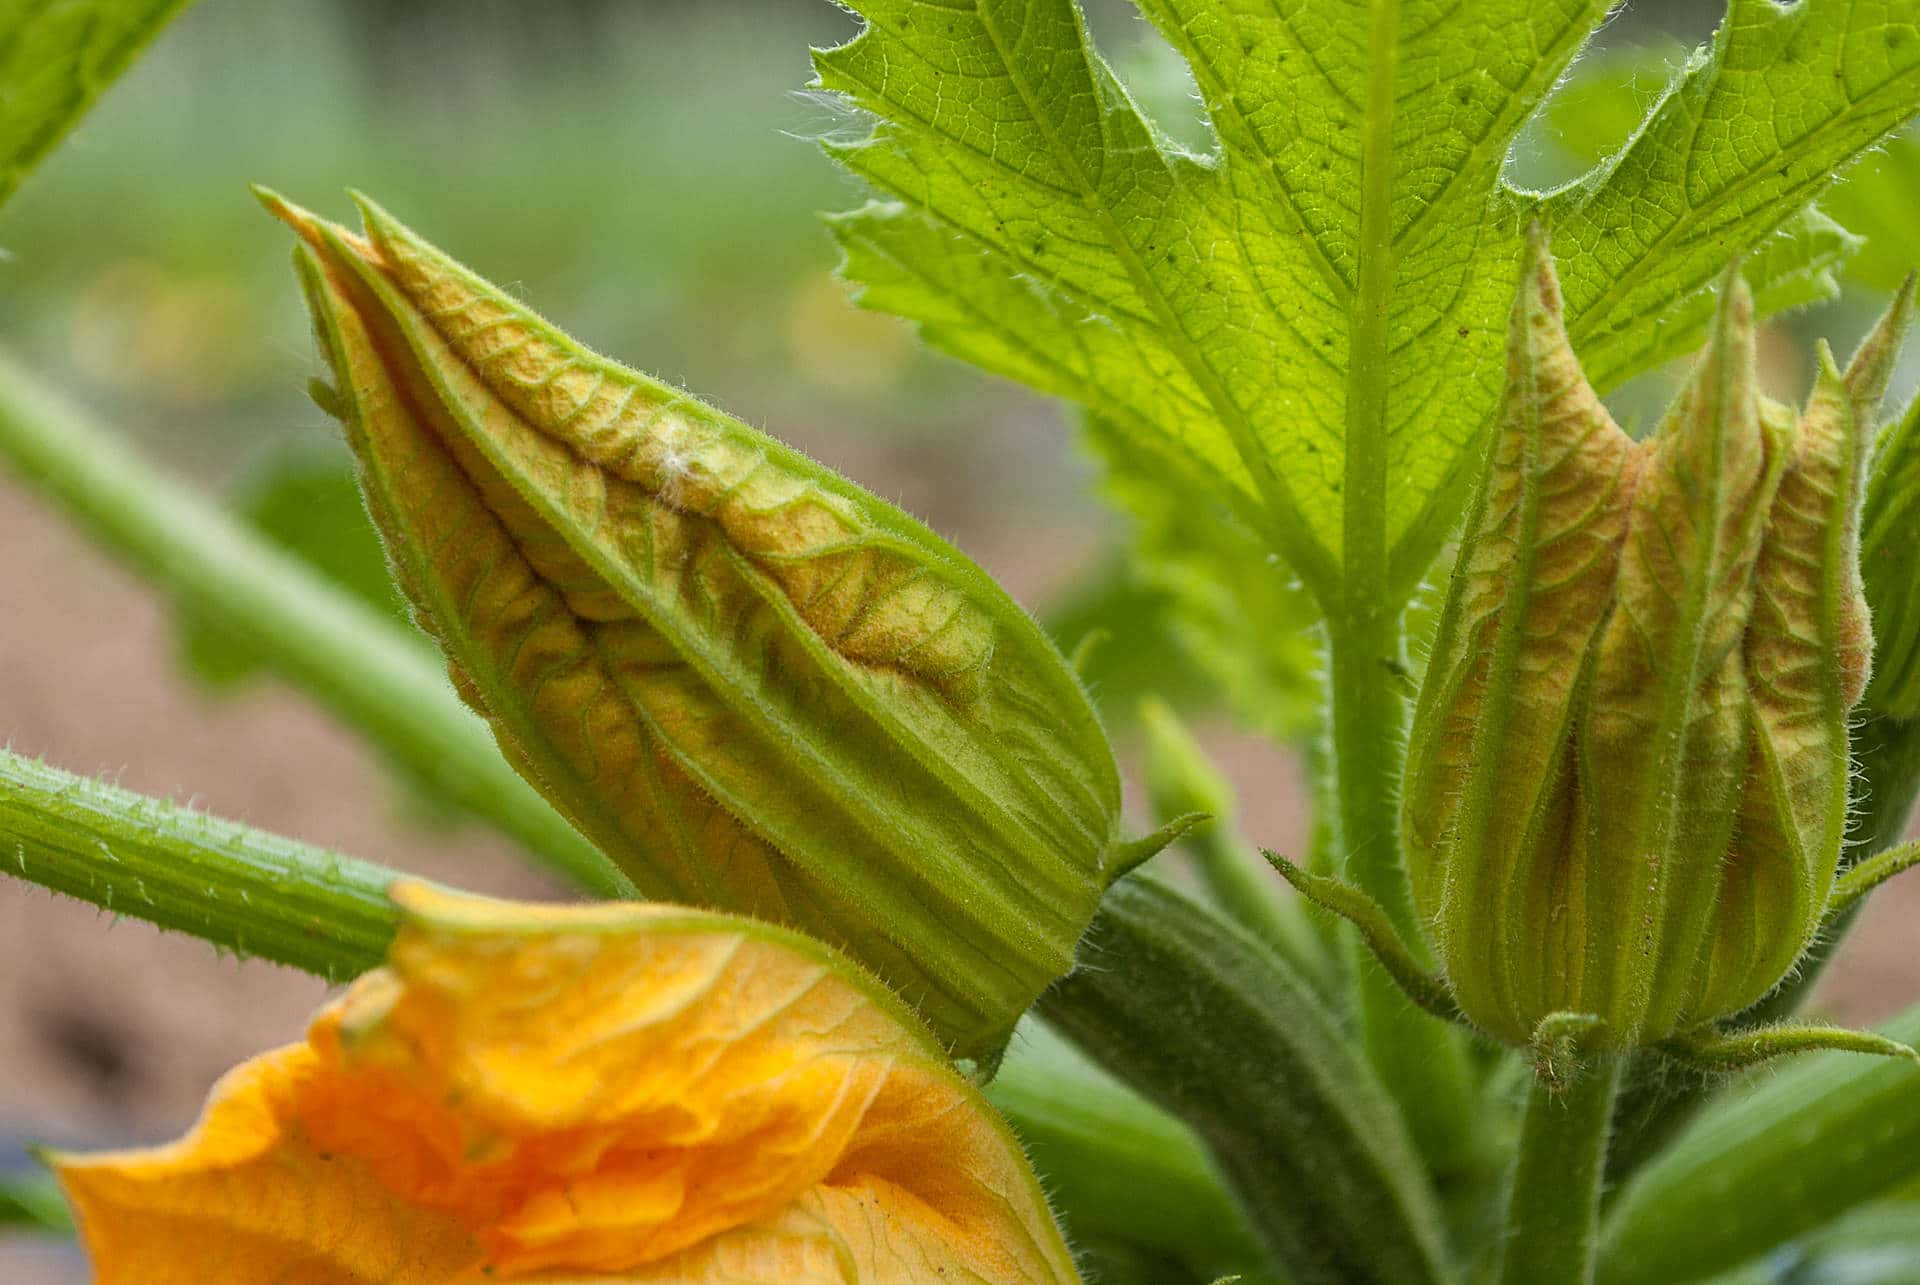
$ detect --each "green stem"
[0,747,400,981]
[0,351,627,898]
[1498,1058,1623,1285]
[1325,612,1479,1173]
[1323,0,1479,1178]
[990,1021,1269,1279]
[1039,877,1452,1285]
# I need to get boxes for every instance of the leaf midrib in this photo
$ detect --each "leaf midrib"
[967,0,1340,599]
[1341,0,1400,615]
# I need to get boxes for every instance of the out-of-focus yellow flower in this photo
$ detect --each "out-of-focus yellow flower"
[52,883,1081,1284]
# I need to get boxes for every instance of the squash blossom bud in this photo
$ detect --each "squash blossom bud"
[1862,369,1920,717]
[258,190,1124,1063]
[1403,229,1906,1050]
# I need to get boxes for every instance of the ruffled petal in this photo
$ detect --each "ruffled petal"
[55,883,1079,1284]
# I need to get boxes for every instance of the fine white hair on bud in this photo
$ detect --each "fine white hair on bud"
[1400,228,1913,1051]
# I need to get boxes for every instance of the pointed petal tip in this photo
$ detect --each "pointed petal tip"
[1844,276,1917,412]
[1692,262,1757,381]
[344,188,389,233]
[1814,337,1843,382]
[345,191,418,262]
[247,182,288,214]
[251,185,324,243]
[1516,220,1563,315]
[253,186,379,268]
[1722,260,1755,320]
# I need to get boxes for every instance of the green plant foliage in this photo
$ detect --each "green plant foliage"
[818,0,1920,605]
[1546,45,1920,298]
[1084,415,1323,738]
[1710,1200,1920,1285]
[1041,554,1223,729]
[1601,1004,1920,1285]
[0,0,195,209]
[1039,417,1324,741]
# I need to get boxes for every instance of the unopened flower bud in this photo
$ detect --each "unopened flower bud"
[259,190,1125,1062]
[1402,228,1907,1050]
[1859,282,1920,716]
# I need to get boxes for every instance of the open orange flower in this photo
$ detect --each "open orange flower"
[53,883,1082,1283]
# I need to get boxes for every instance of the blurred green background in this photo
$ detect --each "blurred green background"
[0,0,1075,526]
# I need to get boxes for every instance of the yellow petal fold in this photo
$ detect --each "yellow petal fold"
[55,883,1080,1284]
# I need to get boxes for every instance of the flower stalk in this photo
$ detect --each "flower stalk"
[1496,1055,1622,1285]
[0,747,400,981]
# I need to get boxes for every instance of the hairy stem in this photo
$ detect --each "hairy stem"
[1497,1058,1622,1285]
[1321,0,1480,1178]
[1325,612,1479,1174]
[0,351,627,897]
[1039,877,1451,1285]
[990,1022,1269,1279]
[0,748,400,980]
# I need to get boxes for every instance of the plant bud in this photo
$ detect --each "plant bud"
[1403,229,1903,1049]
[259,190,1123,1062]
[1860,285,1920,716]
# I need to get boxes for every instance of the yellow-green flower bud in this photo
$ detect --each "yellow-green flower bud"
[258,190,1124,1062]
[1403,228,1905,1050]
[1861,311,1920,717]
